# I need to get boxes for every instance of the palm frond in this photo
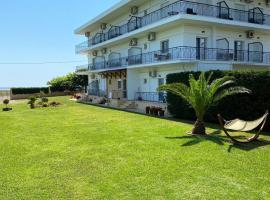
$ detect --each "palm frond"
[158,72,251,121]
[213,86,251,103]
[158,83,191,103]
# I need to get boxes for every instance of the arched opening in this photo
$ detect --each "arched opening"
[88,80,99,96]
[248,42,263,63]
[217,1,231,19]
[93,56,106,70]
[128,47,142,65]
[216,38,231,60]
[92,33,106,45]
[127,16,142,32]
[108,26,120,39]
[249,7,264,24]
[108,52,121,68]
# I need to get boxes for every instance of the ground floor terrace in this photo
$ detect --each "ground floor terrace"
[82,61,270,115]
[1,97,270,199]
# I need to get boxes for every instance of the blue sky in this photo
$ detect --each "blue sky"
[0,0,119,87]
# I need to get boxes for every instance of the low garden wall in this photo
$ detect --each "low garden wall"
[10,87,72,100]
[166,70,270,130]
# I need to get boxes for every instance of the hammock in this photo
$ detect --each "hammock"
[218,111,269,143]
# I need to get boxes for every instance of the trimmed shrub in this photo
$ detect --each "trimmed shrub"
[11,87,49,95]
[166,70,270,130]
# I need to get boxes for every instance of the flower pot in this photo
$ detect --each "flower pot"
[153,108,159,116]
[149,107,154,115]
[146,106,150,114]
[159,110,165,117]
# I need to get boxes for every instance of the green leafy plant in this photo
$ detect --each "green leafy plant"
[28,96,37,109]
[49,101,61,107]
[158,72,251,135]
[3,99,9,108]
[41,97,49,103]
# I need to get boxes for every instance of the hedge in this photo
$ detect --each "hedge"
[166,70,270,130]
[50,87,65,92]
[11,87,50,95]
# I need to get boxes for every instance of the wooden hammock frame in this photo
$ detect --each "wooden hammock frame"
[218,111,269,144]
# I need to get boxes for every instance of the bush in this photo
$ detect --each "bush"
[166,70,270,130]
[11,87,49,95]
[3,99,9,106]
[28,96,37,109]
[49,101,61,107]
[42,103,49,108]
[41,97,49,103]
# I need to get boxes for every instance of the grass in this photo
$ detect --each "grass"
[0,96,270,199]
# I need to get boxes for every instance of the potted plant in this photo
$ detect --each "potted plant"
[2,99,11,111]
[153,107,159,116]
[40,97,49,107]
[159,109,165,117]
[149,107,154,115]
[28,96,37,109]
[146,106,150,114]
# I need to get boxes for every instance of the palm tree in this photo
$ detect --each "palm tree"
[158,72,251,135]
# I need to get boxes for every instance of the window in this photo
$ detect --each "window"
[161,40,169,53]
[248,42,263,63]
[109,79,112,85]
[216,38,230,60]
[234,41,244,61]
[118,80,122,89]
[196,37,207,60]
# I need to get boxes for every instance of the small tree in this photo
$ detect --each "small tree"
[3,99,9,108]
[41,97,49,103]
[158,72,251,135]
[28,96,37,109]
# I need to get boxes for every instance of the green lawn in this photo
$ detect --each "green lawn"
[0,97,270,199]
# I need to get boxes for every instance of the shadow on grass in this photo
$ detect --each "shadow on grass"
[166,130,270,152]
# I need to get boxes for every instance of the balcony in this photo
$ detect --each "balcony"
[85,46,270,71]
[76,64,90,72]
[75,0,270,53]
[135,92,166,103]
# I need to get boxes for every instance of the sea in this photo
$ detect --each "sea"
[0,87,10,91]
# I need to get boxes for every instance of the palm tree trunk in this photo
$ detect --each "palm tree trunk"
[192,119,206,135]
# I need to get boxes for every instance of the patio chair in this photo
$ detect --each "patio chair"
[218,111,269,143]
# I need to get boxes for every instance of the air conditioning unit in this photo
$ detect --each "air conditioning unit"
[101,48,107,54]
[131,6,139,15]
[148,32,156,41]
[149,71,157,78]
[129,38,138,46]
[100,23,107,30]
[247,30,255,38]
[92,50,98,56]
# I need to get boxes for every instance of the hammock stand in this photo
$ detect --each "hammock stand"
[218,111,269,144]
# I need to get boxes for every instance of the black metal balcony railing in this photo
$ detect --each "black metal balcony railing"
[81,46,270,71]
[88,89,106,97]
[76,65,89,72]
[135,92,166,103]
[76,0,270,53]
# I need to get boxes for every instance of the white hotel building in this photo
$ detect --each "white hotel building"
[75,0,270,108]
